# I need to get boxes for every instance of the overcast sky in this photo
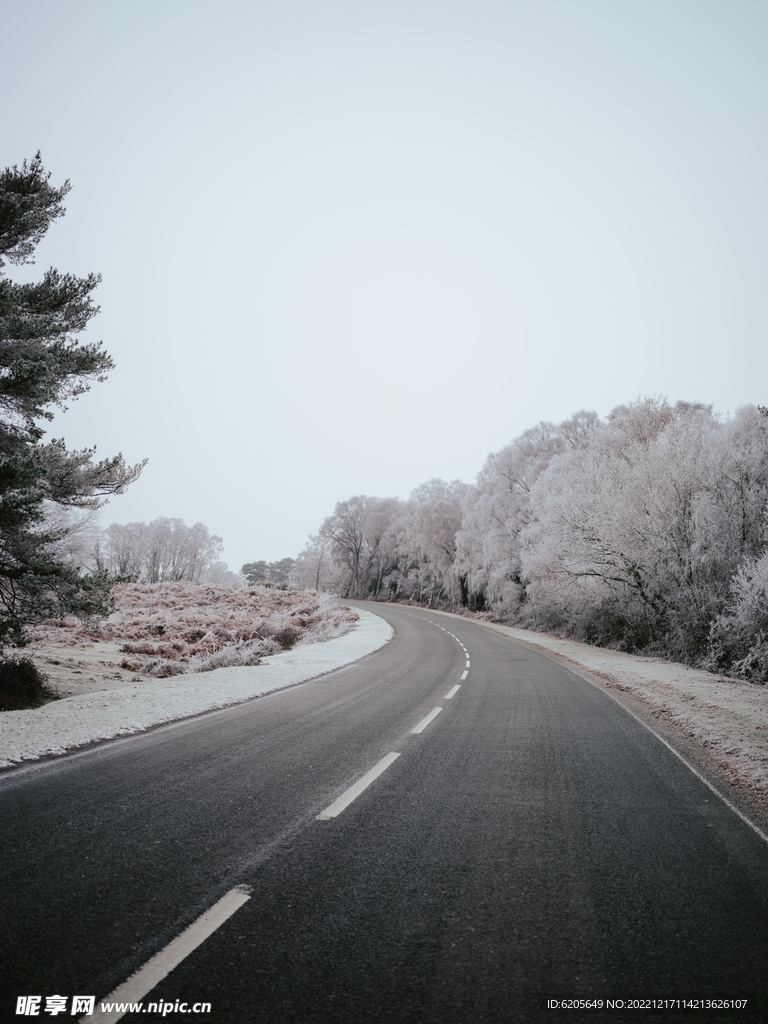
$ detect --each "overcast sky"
[3,1,767,569]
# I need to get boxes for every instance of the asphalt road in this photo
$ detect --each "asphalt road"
[2,603,767,1023]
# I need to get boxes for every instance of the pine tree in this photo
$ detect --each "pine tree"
[0,154,144,648]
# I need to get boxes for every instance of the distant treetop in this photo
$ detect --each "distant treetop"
[241,558,296,589]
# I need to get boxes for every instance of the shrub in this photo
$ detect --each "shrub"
[731,632,768,684]
[271,624,301,650]
[706,552,768,681]
[0,658,56,711]
[188,637,282,673]
[143,658,187,678]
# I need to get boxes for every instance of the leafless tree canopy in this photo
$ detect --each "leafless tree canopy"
[86,517,230,584]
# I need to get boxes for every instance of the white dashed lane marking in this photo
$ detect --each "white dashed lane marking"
[316,752,401,820]
[412,707,443,734]
[88,886,252,1022]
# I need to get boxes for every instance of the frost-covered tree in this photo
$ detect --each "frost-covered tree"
[455,414,597,612]
[89,518,223,584]
[241,557,296,588]
[520,399,768,660]
[0,154,143,647]
[392,479,470,606]
[292,534,336,592]
[309,483,468,605]
[319,495,401,598]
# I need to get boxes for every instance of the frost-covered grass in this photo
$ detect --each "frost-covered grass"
[25,584,358,686]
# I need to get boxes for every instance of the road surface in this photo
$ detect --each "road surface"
[2,603,767,1022]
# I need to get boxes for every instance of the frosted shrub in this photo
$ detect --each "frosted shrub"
[25,582,358,677]
[728,553,768,636]
[189,637,282,673]
[296,591,358,644]
[143,658,187,678]
[707,552,768,682]
[732,634,768,684]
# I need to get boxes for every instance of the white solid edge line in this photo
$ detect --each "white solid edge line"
[638,724,765,843]
[596,691,768,847]
[88,886,252,1023]
[616,706,768,846]
[412,707,443,734]
[316,752,401,820]
[460,669,469,680]
[476,624,768,849]
[445,685,461,699]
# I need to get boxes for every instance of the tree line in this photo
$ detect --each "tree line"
[84,517,230,584]
[297,399,768,682]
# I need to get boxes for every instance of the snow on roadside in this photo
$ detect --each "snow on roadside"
[471,619,768,800]
[0,609,392,770]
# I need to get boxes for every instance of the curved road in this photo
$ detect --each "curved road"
[1,603,767,1023]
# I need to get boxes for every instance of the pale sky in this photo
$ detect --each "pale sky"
[3,1,767,569]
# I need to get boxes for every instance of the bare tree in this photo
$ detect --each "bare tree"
[292,534,334,591]
[86,518,224,583]
[319,496,400,598]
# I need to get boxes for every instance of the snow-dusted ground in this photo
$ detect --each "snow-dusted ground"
[468,618,768,809]
[0,609,392,770]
